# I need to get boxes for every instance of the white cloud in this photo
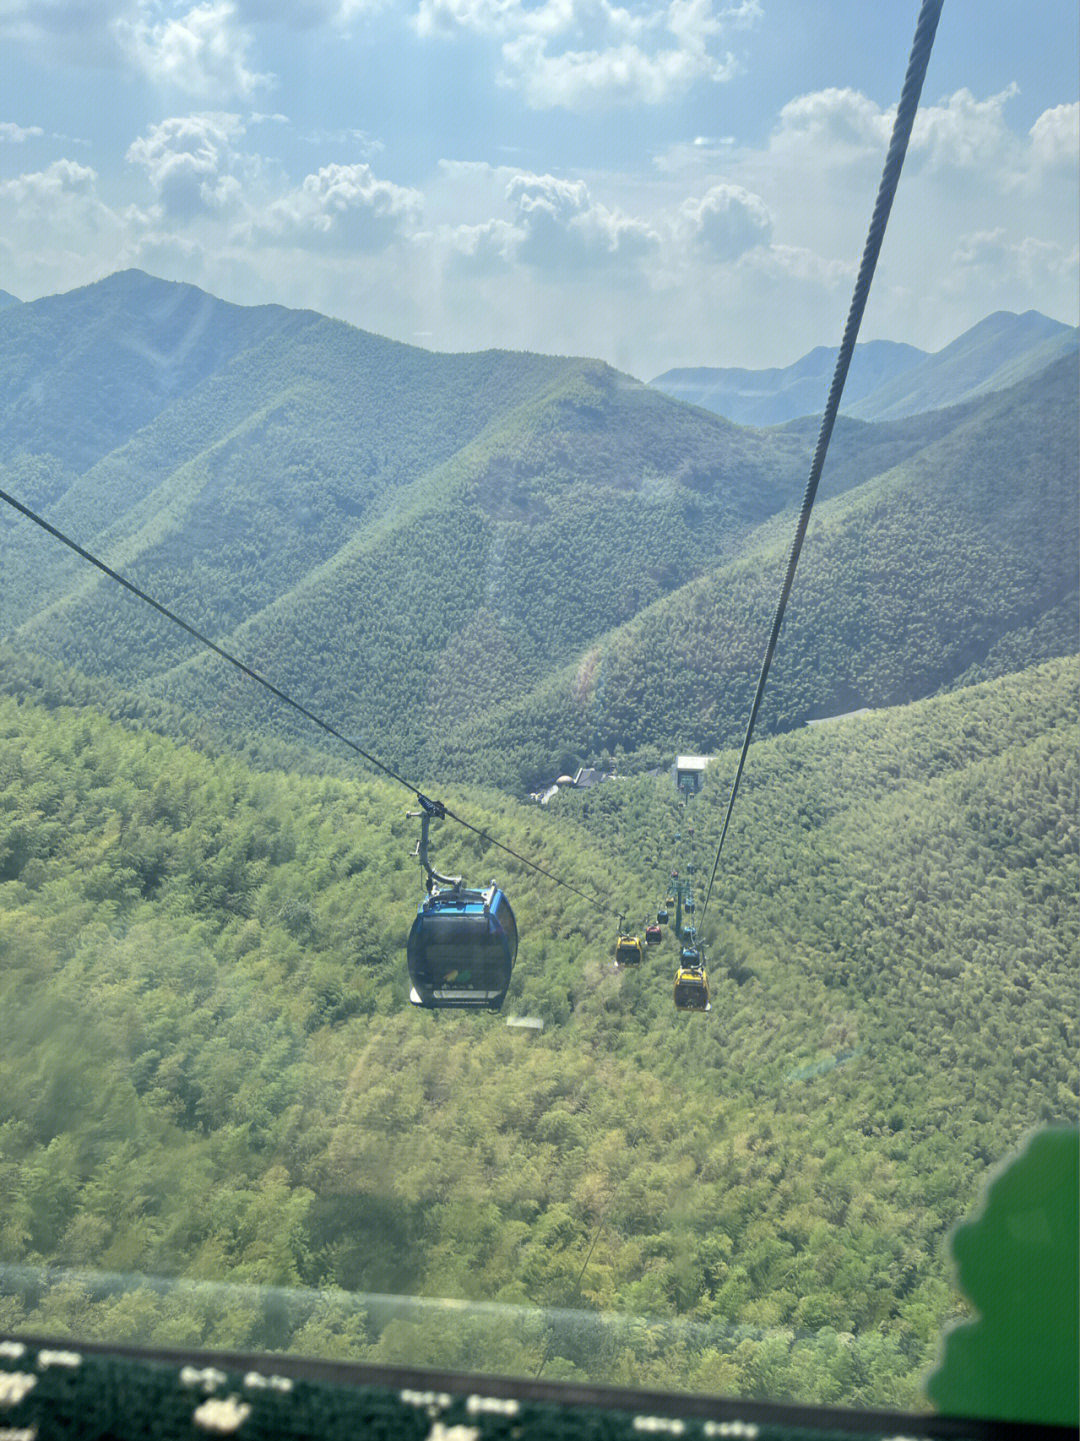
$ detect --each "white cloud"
[0,159,128,293]
[439,217,523,271]
[0,122,44,142]
[502,33,736,110]
[908,85,1020,172]
[416,0,758,110]
[115,1,271,97]
[771,83,1028,180]
[237,162,421,249]
[1029,102,1080,170]
[680,181,771,260]
[952,228,1077,282]
[126,113,251,216]
[773,87,892,155]
[0,158,99,211]
[508,171,657,270]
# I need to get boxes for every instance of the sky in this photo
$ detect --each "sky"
[1,0,1077,377]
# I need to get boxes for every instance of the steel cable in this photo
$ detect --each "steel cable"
[700,0,945,931]
[0,485,615,918]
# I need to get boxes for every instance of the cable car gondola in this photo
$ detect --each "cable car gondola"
[657,907,669,925]
[615,933,643,966]
[645,924,663,946]
[673,963,711,1012]
[408,884,518,1010]
[406,800,517,1011]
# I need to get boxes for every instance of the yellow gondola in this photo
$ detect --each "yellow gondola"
[615,933,643,967]
[673,963,711,1011]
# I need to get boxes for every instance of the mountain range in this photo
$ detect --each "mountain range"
[651,310,1078,427]
[1,271,1076,791]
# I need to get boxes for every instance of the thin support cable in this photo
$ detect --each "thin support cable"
[700,0,945,930]
[0,485,616,919]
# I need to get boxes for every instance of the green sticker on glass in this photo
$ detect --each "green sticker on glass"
[925,1125,1079,1426]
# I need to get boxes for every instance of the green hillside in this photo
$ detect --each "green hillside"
[0,271,575,631]
[0,271,305,474]
[846,311,1077,422]
[0,656,1075,1404]
[2,276,1075,797]
[650,312,1076,427]
[4,273,997,775]
[435,353,1078,788]
[650,338,926,426]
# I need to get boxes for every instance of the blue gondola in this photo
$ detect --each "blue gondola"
[406,797,517,1012]
[657,907,670,925]
[408,884,517,1011]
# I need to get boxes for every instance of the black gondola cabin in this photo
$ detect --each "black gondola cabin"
[408,885,518,1010]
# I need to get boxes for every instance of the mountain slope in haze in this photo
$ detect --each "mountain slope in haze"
[0,270,583,627]
[651,311,1076,426]
[3,271,991,772]
[650,338,926,426]
[2,273,1075,791]
[0,289,21,311]
[0,655,1074,1403]
[845,310,1079,421]
[0,269,309,474]
[433,352,1078,788]
[43,365,1025,777]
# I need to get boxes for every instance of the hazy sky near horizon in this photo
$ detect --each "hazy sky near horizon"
[1,0,1077,376]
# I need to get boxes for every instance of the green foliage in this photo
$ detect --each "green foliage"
[1,276,1076,1410]
[0,656,1075,1409]
[7,275,1073,794]
[435,354,1078,788]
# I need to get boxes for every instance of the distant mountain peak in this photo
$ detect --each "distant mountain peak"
[651,310,1077,427]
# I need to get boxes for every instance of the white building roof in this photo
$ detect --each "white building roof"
[675,755,711,771]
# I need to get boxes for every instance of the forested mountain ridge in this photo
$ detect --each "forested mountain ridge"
[1,655,1075,1402]
[651,338,927,426]
[651,310,1077,425]
[844,310,1078,422]
[0,271,580,631]
[2,273,1075,793]
[0,270,310,475]
[0,271,1013,776]
[433,351,1079,787]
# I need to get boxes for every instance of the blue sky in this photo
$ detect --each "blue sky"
[1,0,1076,376]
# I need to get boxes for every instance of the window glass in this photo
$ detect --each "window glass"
[0,0,1077,1416]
